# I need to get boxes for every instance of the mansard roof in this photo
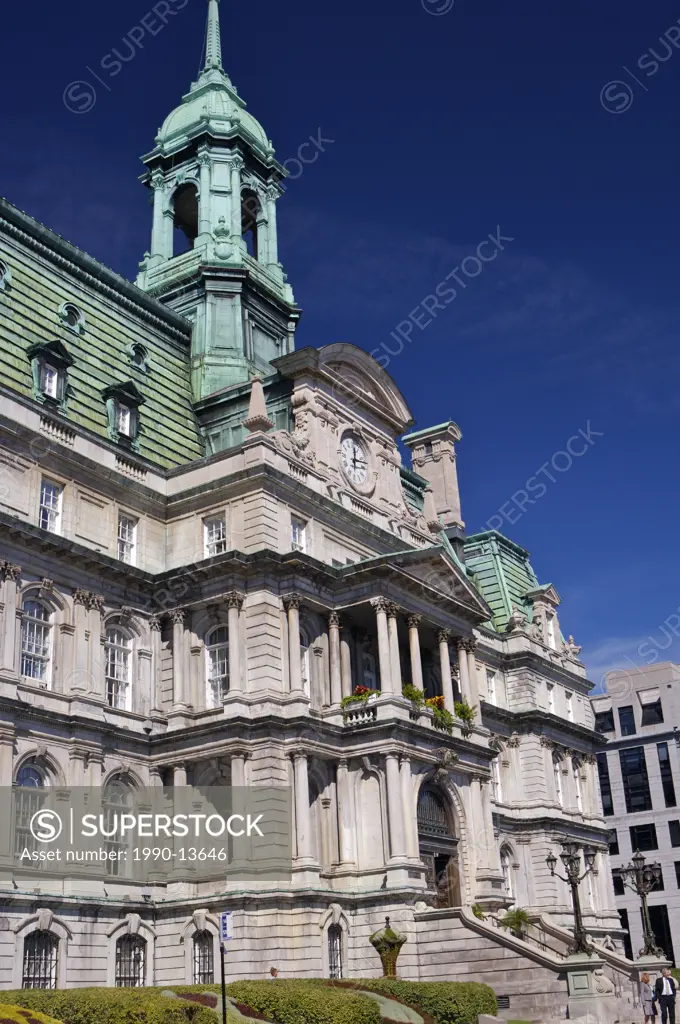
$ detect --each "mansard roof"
[464,530,541,633]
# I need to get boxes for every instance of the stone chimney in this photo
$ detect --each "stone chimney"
[403,422,464,529]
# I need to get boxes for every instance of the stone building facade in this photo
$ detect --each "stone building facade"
[0,0,620,1006]
[591,662,680,965]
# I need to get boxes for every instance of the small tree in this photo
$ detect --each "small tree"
[500,907,531,939]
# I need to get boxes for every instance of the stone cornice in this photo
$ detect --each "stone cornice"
[479,701,607,751]
[0,200,191,345]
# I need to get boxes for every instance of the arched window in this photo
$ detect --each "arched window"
[362,650,377,689]
[206,625,229,707]
[130,344,149,372]
[193,931,214,984]
[103,779,132,875]
[14,763,47,860]
[172,184,198,255]
[491,754,503,805]
[417,787,460,908]
[300,628,311,694]
[553,754,564,807]
[572,759,583,811]
[241,190,261,259]
[115,934,146,987]
[21,600,52,686]
[22,932,58,989]
[105,628,132,710]
[500,845,514,898]
[59,302,85,335]
[328,923,343,980]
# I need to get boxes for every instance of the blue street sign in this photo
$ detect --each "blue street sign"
[219,911,233,942]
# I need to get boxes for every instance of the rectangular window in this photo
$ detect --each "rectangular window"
[204,516,227,558]
[607,828,619,856]
[595,709,615,733]
[670,821,680,847]
[629,823,658,852]
[657,742,677,808]
[597,753,614,816]
[547,683,555,713]
[486,670,497,705]
[612,872,625,896]
[620,747,653,813]
[41,363,60,399]
[675,862,680,888]
[565,691,574,721]
[641,698,664,726]
[39,479,62,533]
[117,514,137,565]
[546,615,557,649]
[115,402,132,437]
[291,516,307,553]
[618,705,636,736]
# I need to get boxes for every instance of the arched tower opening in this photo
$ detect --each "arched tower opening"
[173,184,199,255]
[241,189,261,259]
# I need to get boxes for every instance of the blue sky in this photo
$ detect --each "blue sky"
[2,0,680,687]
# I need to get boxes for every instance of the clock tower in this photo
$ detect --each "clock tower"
[136,0,300,402]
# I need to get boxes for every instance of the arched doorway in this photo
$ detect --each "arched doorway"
[417,786,461,908]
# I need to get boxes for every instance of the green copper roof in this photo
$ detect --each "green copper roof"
[464,530,540,632]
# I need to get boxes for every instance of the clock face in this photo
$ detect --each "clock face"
[340,434,369,486]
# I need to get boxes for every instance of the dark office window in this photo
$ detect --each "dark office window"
[657,743,677,808]
[630,823,658,852]
[619,706,636,736]
[641,699,664,726]
[612,872,625,896]
[597,753,614,816]
[647,905,675,966]
[619,909,634,961]
[607,829,620,856]
[675,862,680,889]
[620,747,653,813]
[670,821,680,847]
[595,709,615,733]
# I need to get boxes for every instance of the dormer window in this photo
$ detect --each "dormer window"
[102,381,145,447]
[27,340,73,409]
[129,343,149,372]
[59,302,85,335]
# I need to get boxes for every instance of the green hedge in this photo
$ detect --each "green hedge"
[0,1006,64,1024]
[0,989,222,1024]
[339,979,497,1024]
[211,980,381,1024]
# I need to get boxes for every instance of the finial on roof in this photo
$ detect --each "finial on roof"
[204,0,223,73]
[243,377,274,434]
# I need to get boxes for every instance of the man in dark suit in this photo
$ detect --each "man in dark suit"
[654,968,677,1024]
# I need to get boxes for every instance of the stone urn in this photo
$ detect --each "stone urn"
[370,916,407,978]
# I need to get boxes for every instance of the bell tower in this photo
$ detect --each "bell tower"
[136,0,300,400]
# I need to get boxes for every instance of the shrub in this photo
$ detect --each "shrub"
[0,989,221,1024]
[500,908,531,938]
[402,684,425,706]
[0,1006,64,1024]
[453,701,476,729]
[341,686,379,711]
[345,979,497,1024]
[225,979,382,1024]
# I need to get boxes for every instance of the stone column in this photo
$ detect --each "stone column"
[582,754,597,816]
[89,596,106,701]
[336,759,355,865]
[407,615,424,692]
[437,630,456,713]
[0,562,20,674]
[150,173,167,259]
[172,610,188,709]
[227,594,243,693]
[266,186,279,266]
[149,766,164,788]
[150,616,163,713]
[69,747,87,788]
[479,778,498,869]
[400,755,419,859]
[0,726,15,787]
[230,156,244,242]
[457,638,473,704]
[197,150,212,241]
[173,763,188,788]
[87,753,103,789]
[340,629,353,699]
[73,589,93,694]
[230,750,247,788]
[466,638,479,703]
[386,603,402,692]
[284,595,303,694]
[293,752,313,862]
[385,752,406,861]
[371,599,392,694]
[328,613,342,705]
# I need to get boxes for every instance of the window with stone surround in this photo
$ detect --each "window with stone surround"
[115,935,146,987]
[22,932,58,989]
[291,516,307,553]
[206,625,229,707]
[193,931,214,984]
[21,600,52,686]
[204,515,227,558]
[117,514,137,565]
[105,628,132,710]
[14,762,48,862]
[39,479,62,533]
[328,924,343,980]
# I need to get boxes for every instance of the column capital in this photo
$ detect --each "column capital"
[582,752,597,765]
[370,597,390,614]
[0,562,21,582]
[337,757,349,770]
[436,628,451,645]
[74,589,105,613]
[283,593,302,611]
[229,747,250,761]
[226,591,245,610]
[385,601,400,618]
[150,170,166,190]
[171,608,187,625]
[290,748,308,763]
[406,613,422,629]
[149,615,163,632]
[328,611,341,628]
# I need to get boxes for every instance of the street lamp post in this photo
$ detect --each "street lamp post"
[546,843,597,956]
[614,850,664,958]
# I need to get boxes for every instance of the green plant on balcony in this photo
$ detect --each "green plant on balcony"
[341,685,379,711]
[471,903,487,921]
[454,699,477,730]
[500,907,531,939]
[426,695,455,734]
[401,683,425,707]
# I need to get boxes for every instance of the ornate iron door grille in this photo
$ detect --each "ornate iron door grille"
[328,924,343,979]
[22,932,58,989]
[193,932,215,984]
[115,935,146,987]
